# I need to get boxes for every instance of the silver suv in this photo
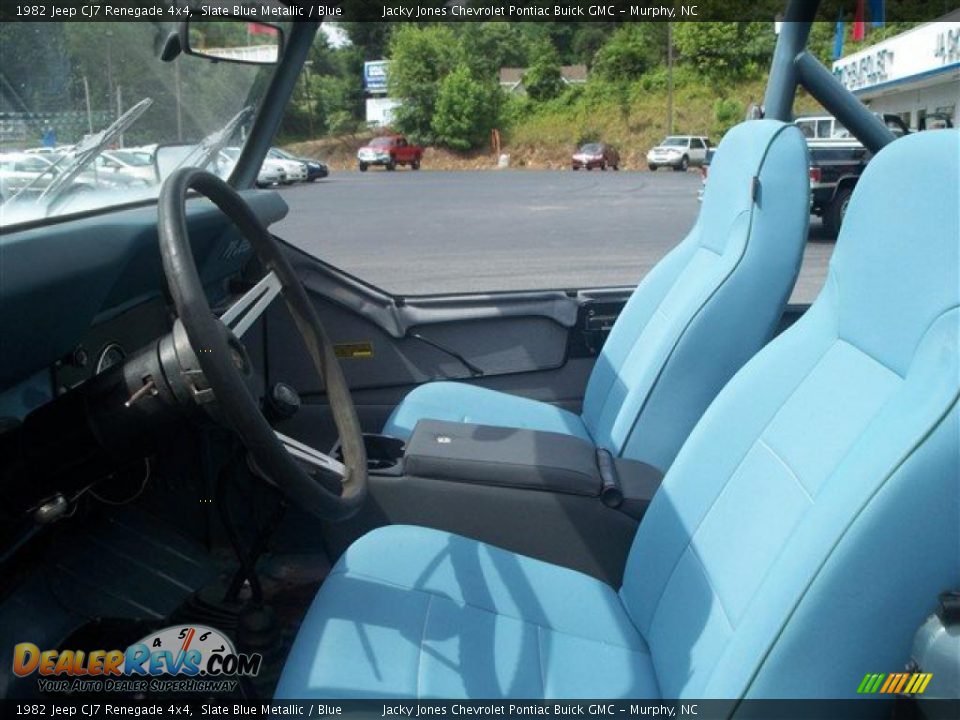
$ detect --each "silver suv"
[647,135,710,171]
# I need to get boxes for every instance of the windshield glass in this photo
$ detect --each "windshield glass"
[0,21,276,228]
[580,143,602,154]
[369,138,392,148]
[661,137,688,147]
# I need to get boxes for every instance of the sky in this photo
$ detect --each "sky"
[321,23,350,48]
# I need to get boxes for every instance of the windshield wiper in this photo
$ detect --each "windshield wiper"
[8,97,154,208]
[173,105,255,173]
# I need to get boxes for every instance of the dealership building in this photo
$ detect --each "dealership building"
[832,15,960,130]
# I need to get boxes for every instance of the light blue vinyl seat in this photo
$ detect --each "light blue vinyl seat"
[385,120,811,471]
[277,130,959,700]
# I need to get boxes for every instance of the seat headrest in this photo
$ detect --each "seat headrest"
[699,119,808,254]
[828,130,959,376]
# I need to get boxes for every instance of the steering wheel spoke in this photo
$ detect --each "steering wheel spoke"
[220,270,282,338]
[276,430,346,479]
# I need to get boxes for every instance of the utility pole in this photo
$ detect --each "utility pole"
[116,85,123,146]
[82,76,93,133]
[666,22,674,135]
[303,60,314,139]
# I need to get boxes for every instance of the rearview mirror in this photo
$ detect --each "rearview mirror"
[181,20,283,66]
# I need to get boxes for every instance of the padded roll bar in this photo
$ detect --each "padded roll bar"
[794,51,897,153]
[762,0,817,121]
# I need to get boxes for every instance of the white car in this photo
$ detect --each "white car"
[219,147,288,187]
[98,149,157,185]
[271,156,307,183]
[0,152,62,196]
[647,135,710,171]
[256,159,287,187]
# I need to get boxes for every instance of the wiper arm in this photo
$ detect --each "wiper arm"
[173,105,255,173]
[37,97,154,204]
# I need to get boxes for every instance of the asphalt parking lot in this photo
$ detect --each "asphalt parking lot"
[274,169,833,304]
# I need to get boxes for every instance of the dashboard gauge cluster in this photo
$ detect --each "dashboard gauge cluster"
[51,297,170,394]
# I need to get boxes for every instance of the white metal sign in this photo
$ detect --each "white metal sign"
[832,21,960,93]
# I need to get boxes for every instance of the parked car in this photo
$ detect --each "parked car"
[98,149,157,185]
[0,152,63,196]
[357,135,423,171]
[0,150,147,199]
[795,113,910,140]
[219,147,289,187]
[808,139,872,236]
[571,142,620,171]
[269,148,328,181]
[647,135,710,171]
[273,156,307,184]
[23,145,74,155]
[256,160,287,187]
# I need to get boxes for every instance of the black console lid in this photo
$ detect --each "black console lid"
[405,420,602,496]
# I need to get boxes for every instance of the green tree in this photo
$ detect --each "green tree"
[387,24,459,142]
[334,21,398,60]
[431,64,501,150]
[523,41,564,102]
[456,22,531,79]
[672,22,775,80]
[591,24,666,82]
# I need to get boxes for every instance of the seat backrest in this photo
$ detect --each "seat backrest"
[581,120,809,471]
[620,129,960,699]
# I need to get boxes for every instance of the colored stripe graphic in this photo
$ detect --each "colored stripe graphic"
[893,673,909,693]
[858,672,933,694]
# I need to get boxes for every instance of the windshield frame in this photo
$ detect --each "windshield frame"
[0,21,318,233]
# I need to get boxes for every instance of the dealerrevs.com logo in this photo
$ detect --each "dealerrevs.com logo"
[13,625,262,693]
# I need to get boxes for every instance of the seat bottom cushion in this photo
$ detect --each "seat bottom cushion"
[275,525,658,699]
[383,381,593,444]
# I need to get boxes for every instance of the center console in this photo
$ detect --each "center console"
[325,420,663,586]
[404,420,661,520]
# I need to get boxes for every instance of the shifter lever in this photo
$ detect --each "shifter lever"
[264,382,301,422]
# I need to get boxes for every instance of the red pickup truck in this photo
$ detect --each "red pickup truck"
[356,135,423,171]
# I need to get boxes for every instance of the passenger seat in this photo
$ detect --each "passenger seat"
[385,120,811,471]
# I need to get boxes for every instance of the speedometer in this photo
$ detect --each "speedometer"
[95,343,126,374]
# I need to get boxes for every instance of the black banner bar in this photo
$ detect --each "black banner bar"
[2,699,960,720]
[0,0,954,23]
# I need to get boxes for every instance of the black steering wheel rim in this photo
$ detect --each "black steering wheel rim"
[157,167,367,520]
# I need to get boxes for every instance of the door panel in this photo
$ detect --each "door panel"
[251,241,807,450]
[255,242,633,445]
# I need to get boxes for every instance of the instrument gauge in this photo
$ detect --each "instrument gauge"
[95,343,126,374]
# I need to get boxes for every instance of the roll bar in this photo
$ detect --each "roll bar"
[762,0,896,154]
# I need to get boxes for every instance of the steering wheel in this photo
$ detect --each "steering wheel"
[157,167,367,520]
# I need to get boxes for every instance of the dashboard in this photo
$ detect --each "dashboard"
[0,191,288,419]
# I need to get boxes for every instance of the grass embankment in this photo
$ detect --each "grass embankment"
[287,76,821,171]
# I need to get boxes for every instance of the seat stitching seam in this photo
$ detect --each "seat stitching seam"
[836,338,904,380]
[327,569,648,652]
[646,339,834,634]
[740,391,960,698]
[758,437,814,504]
[415,594,432,700]
[616,209,754,455]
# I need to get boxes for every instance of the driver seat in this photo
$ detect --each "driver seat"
[276,130,959,699]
